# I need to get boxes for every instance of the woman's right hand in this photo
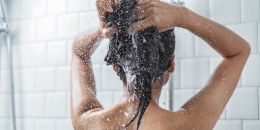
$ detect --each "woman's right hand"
[96,0,119,38]
[131,0,184,32]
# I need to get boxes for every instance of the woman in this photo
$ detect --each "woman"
[70,0,251,130]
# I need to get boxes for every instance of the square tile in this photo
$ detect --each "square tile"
[209,0,241,24]
[174,28,194,58]
[241,0,259,22]
[47,40,67,65]
[46,93,68,118]
[47,0,67,15]
[36,16,57,40]
[180,58,209,88]
[35,119,55,130]
[57,14,79,39]
[243,120,260,130]
[68,0,91,12]
[213,120,242,130]
[226,87,258,119]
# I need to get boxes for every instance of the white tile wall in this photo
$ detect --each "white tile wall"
[174,28,195,58]
[226,88,259,119]
[241,0,259,22]
[56,66,70,91]
[209,0,241,24]
[12,43,46,68]
[214,120,242,130]
[24,0,47,18]
[79,12,100,32]
[101,66,123,91]
[15,93,45,118]
[47,0,67,15]
[180,58,209,88]
[159,89,169,109]
[243,120,260,130]
[35,67,56,92]
[68,0,91,13]
[0,94,11,118]
[57,14,79,39]
[17,19,36,42]
[2,0,259,130]
[1,43,8,69]
[0,119,12,130]
[14,69,35,92]
[35,119,56,130]
[0,70,11,93]
[46,40,67,66]
[258,22,260,52]
[172,59,180,89]
[17,119,34,130]
[56,119,74,130]
[36,16,57,41]
[46,93,68,118]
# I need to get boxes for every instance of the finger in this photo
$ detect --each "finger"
[130,17,154,32]
[134,4,151,18]
[97,0,113,12]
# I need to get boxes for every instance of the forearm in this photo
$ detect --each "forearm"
[179,7,250,58]
[73,27,104,60]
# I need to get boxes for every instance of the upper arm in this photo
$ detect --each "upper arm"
[179,45,250,128]
[70,51,103,129]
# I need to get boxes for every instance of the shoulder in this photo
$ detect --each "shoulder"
[165,109,216,130]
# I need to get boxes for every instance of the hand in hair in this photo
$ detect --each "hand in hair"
[96,0,120,38]
[131,0,183,32]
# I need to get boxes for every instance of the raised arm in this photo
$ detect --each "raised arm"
[131,0,250,129]
[70,0,118,129]
[177,6,250,128]
[70,27,103,130]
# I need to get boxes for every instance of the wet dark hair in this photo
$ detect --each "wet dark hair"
[104,0,175,129]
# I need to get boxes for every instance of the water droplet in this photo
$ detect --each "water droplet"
[124,112,129,117]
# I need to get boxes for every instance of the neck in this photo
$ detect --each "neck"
[121,84,162,106]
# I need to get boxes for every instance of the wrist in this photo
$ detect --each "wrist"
[97,27,105,39]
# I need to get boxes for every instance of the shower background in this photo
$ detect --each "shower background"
[0,0,259,129]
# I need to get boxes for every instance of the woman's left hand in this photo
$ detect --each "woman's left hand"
[131,0,184,32]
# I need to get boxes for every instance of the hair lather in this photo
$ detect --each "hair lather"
[104,0,176,129]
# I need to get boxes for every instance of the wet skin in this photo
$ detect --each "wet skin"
[70,0,251,130]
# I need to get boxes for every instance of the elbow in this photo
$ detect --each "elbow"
[72,39,79,56]
[71,37,90,60]
[242,41,251,58]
